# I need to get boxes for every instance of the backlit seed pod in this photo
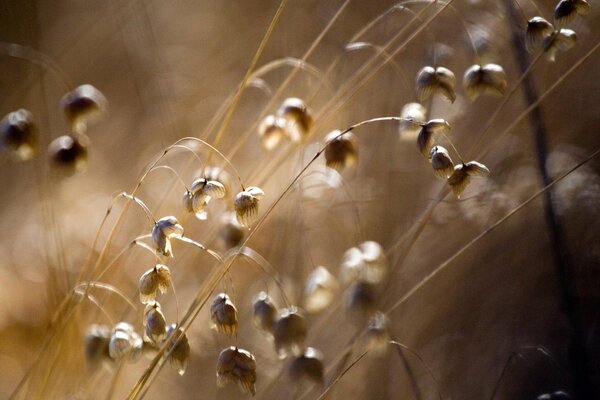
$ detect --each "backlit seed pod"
[210,293,238,335]
[138,264,171,304]
[48,133,89,175]
[108,322,142,362]
[0,109,37,161]
[399,102,427,140]
[537,391,571,400]
[464,160,491,177]
[218,212,245,250]
[151,216,184,257]
[416,65,456,103]
[447,161,490,198]
[303,266,339,314]
[463,64,507,99]
[143,302,167,344]
[363,311,390,354]
[165,324,191,375]
[545,29,577,62]
[273,307,307,359]
[555,0,590,27]
[84,324,111,369]
[288,347,324,387]
[188,177,226,219]
[252,291,278,334]
[277,97,314,142]
[526,17,555,53]
[234,186,264,227]
[324,130,358,172]
[344,281,377,323]
[340,241,388,285]
[430,146,454,179]
[417,119,451,157]
[61,84,107,133]
[216,346,257,396]
[258,114,287,151]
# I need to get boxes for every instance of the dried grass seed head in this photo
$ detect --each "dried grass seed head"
[152,216,184,257]
[430,145,454,179]
[258,114,287,151]
[288,347,324,387]
[252,291,278,334]
[399,102,427,140]
[108,322,143,362]
[273,306,307,359]
[344,281,377,323]
[143,302,167,344]
[526,17,555,53]
[276,97,314,143]
[447,161,490,198]
[187,177,226,219]
[234,186,264,227]
[363,311,390,354]
[84,324,111,369]
[216,346,257,396]
[48,133,89,175]
[61,84,107,134]
[138,264,171,304]
[165,324,191,375]
[210,293,238,335]
[0,109,37,161]
[416,65,456,103]
[545,29,577,62]
[303,266,339,314]
[324,130,358,172]
[417,119,451,157]
[555,0,590,27]
[463,63,507,99]
[218,212,246,249]
[340,241,388,285]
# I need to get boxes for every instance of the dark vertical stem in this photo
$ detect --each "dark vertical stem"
[502,1,593,398]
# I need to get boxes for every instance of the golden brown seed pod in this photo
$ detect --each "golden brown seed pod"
[84,324,111,369]
[303,266,339,314]
[555,0,590,27]
[430,145,454,179]
[288,347,324,387]
[151,216,184,257]
[108,322,143,362]
[143,302,167,344]
[234,186,264,227]
[545,29,577,62]
[218,212,245,250]
[216,346,257,396]
[324,130,358,172]
[463,64,507,99]
[187,177,226,220]
[362,311,390,354]
[464,160,491,177]
[252,291,278,334]
[344,281,377,323]
[0,109,37,161]
[447,161,490,198]
[526,17,555,53]
[61,84,107,134]
[138,264,171,304]
[399,102,427,141]
[416,65,456,103]
[258,114,287,151]
[48,133,89,176]
[417,119,451,157]
[210,293,238,335]
[276,97,314,143]
[165,324,191,376]
[340,241,388,285]
[273,307,307,359]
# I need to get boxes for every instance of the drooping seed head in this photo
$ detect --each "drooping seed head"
[48,133,89,175]
[61,84,107,133]
[544,29,577,62]
[277,97,314,143]
[288,347,324,387]
[252,291,278,334]
[108,322,143,362]
[430,145,454,179]
[165,324,191,376]
[210,293,238,335]
[84,324,111,369]
[138,264,171,304]
[187,177,226,220]
[216,346,257,396]
[399,102,427,141]
[234,186,264,227]
[447,161,490,198]
[258,114,287,151]
[362,311,390,354]
[344,281,377,323]
[0,109,37,161]
[554,0,590,27]
[324,130,358,172]
[526,17,555,53]
[416,65,456,103]
[273,306,307,359]
[303,266,339,314]
[218,212,246,250]
[463,64,507,99]
[340,241,388,285]
[151,216,184,257]
[143,302,167,344]
[417,119,451,157]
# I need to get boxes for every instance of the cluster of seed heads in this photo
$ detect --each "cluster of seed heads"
[258,97,313,150]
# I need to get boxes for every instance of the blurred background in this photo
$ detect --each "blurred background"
[1,0,600,398]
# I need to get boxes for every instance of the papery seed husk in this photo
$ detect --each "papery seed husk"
[430,145,454,179]
[144,303,167,344]
[234,188,263,227]
[61,84,107,133]
[109,329,132,360]
[359,241,388,284]
[399,102,426,140]
[210,293,238,335]
[277,97,313,142]
[288,347,324,386]
[545,29,577,62]
[304,266,339,314]
[48,133,89,175]
[340,246,364,284]
[324,130,358,172]
[0,109,38,161]
[464,160,490,177]
[417,119,450,157]
[448,164,470,198]
[555,0,590,27]
[273,307,307,359]
[526,17,555,53]
[258,114,286,151]
[416,66,456,103]
[218,212,245,249]
[216,347,257,395]
[464,64,507,99]
[165,324,190,375]
[84,324,111,368]
[252,291,278,333]
[363,311,390,354]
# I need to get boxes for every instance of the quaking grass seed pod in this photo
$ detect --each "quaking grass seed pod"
[61,84,107,133]
[526,17,555,53]
[544,29,577,62]
[218,212,245,250]
[187,177,226,220]
[252,291,278,334]
[447,161,490,198]
[324,130,358,172]
[216,346,257,396]
[362,311,390,354]
[344,281,377,323]
[258,114,287,151]
[143,302,167,344]
[138,264,171,304]
[399,102,427,141]
[0,109,37,161]
[463,64,507,99]
[165,324,191,376]
[416,65,456,103]
[430,145,454,179]
[234,186,264,227]
[340,241,388,285]
[273,307,307,359]
[554,0,590,27]
[303,266,339,314]
[417,119,451,157]
[151,216,184,257]
[84,324,111,369]
[48,133,89,176]
[276,97,313,143]
[288,347,324,387]
[210,293,238,335]
[108,322,143,362]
